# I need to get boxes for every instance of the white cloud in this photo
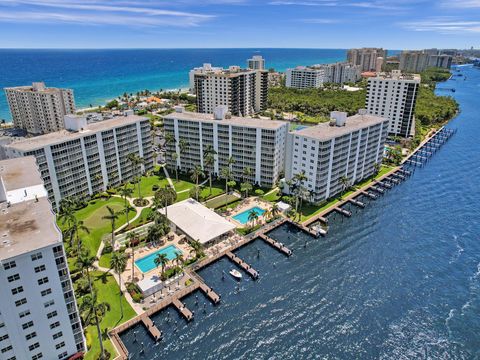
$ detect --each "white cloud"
[441,0,480,8]
[268,0,406,10]
[400,17,480,33]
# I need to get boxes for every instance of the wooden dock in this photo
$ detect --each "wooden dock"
[258,233,292,256]
[141,315,162,340]
[172,299,194,321]
[226,251,259,279]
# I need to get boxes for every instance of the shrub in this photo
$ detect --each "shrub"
[152,184,159,191]
[132,292,144,303]
[102,243,113,255]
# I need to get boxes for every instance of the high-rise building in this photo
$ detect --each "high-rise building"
[188,63,222,92]
[163,107,288,188]
[347,48,387,72]
[399,50,452,72]
[0,157,85,359]
[5,82,76,135]
[247,55,265,70]
[192,65,268,116]
[286,62,361,89]
[2,114,153,209]
[284,111,388,203]
[366,70,420,137]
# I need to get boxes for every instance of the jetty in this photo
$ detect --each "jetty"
[225,251,259,279]
[258,233,293,256]
[172,299,194,321]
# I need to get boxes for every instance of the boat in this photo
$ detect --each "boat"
[229,269,242,280]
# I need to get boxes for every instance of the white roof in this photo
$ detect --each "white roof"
[277,201,291,212]
[160,198,235,244]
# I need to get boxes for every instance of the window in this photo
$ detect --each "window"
[47,311,57,319]
[44,300,55,308]
[31,253,43,261]
[50,321,60,329]
[40,289,52,297]
[34,265,46,273]
[3,261,16,270]
[58,352,68,359]
[26,332,37,341]
[31,353,43,360]
[55,342,65,350]
[37,277,49,285]
[15,298,27,307]
[1,345,13,353]
[22,321,34,330]
[19,310,31,318]
[28,342,40,351]
[7,274,20,282]
[11,286,24,295]
[0,334,9,341]
[52,331,62,340]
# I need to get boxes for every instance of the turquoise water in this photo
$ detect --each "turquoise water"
[233,206,266,225]
[0,48,351,121]
[134,245,181,273]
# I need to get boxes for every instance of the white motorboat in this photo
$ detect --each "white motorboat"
[229,269,242,280]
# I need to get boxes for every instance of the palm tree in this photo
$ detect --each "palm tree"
[240,182,253,198]
[247,209,259,226]
[172,152,179,182]
[174,251,184,268]
[110,251,128,318]
[264,208,272,220]
[220,166,232,206]
[154,253,169,279]
[102,206,119,248]
[154,186,177,217]
[242,166,252,182]
[203,145,217,195]
[164,132,176,169]
[373,162,381,176]
[189,165,205,201]
[270,203,280,218]
[76,249,105,359]
[296,186,310,221]
[189,239,204,259]
[127,153,144,199]
[227,156,236,171]
[126,231,139,281]
[178,138,190,168]
[340,176,350,197]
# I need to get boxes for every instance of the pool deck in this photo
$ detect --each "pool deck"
[226,197,272,227]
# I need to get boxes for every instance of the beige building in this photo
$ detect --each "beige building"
[5,82,75,135]
[347,48,387,72]
[192,65,268,116]
[399,50,452,72]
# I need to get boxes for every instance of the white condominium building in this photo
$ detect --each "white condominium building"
[247,55,265,70]
[192,65,268,116]
[5,82,75,135]
[188,63,222,92]
[163,107,288,188]
[285,111,388,203]
[286,66,327,89]
[286,62,361,89]
[0,157,85,360]
[2,114,154,209]
[347,48,387,72]
[366,70,420,137]
[399,50,452,72]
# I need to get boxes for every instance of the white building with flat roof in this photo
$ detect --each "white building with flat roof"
[2,114,154,209]
[0,157,85,360]
[366,70,420,137]
[285,111,389,203]
[163,108,288,188]
[5,82,76,135]
[286,62,361,89]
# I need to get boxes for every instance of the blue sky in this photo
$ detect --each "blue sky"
[0,0,479,49]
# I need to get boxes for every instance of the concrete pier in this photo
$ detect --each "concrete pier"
[172,299,194,321]
[226,251,259,280]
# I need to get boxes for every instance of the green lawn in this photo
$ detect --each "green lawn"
[173,179,196,193]
[263,188,281,203]
[204,194,239,209]
[129,207,153,228]
[59,197,137,257]
[83,271,136,360]
[132,174,171,198]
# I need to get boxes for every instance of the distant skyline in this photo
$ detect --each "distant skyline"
[0,0,479,49]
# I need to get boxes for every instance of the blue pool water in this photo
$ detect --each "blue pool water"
[134,245,181,273]
[233,206,266,225]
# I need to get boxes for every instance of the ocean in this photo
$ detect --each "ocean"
[120,66,480,358]
[0,48,348,121]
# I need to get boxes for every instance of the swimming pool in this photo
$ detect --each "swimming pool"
[232,206,266,225]
[135,245,182,273]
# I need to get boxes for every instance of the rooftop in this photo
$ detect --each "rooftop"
[159,198,235,245]
[371,71,421,82]
[292,114,387,141]
[5,82,70,93]
[164,111,288,130]
[0,157,60,261]
[6,114,148,152]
